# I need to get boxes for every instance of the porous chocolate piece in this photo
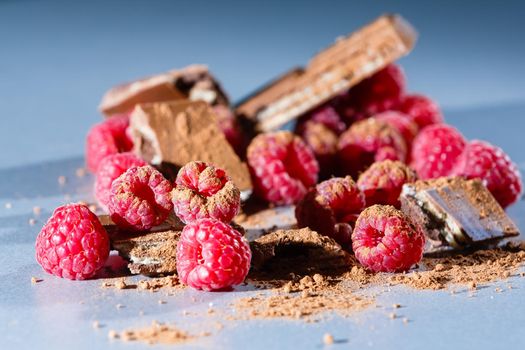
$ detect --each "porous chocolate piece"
[130,100,252,192]
[102,214,185,276]
[99,64,229,116]
[400,177,519,251]
[250,228,352,275]
[235,14,417,132]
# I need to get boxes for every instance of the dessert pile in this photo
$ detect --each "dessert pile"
[35,14,522,299]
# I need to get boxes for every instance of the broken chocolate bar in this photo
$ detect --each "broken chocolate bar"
[235,14,417,132]
[102,214,184,276]
[99,64,230,116]
[250,228,352,275]
[400,177,519,250]
[130,100,252,192]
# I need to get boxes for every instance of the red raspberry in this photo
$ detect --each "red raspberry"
[397,94,444,129]
[94,152,147,208]
[85,114,134,172]
[108,166,173,231]
[213,105,247,157]
[176,218,251,291]
[410,124,466,179]
[298,122,338,179]
[247,131,319,205]
[374,111,419,148]
[352,205,425,272]
[338,119,407,178]
[172,161,241,224]
[35,204,110,280]
[452,140,522,208]
[357,160,417,208]
[295,176,365,247]
[297,105,346,135]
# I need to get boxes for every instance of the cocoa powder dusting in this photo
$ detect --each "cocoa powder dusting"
[112,321,200,345]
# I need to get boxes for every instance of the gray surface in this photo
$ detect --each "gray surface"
[1,106,525,350]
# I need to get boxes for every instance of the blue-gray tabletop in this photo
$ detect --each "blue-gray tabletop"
[1,1,525,349]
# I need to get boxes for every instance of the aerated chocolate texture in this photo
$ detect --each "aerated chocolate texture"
[130,100,252,191]
[235,14,417,132]
[400,177,519,249]
[99,64,230,116]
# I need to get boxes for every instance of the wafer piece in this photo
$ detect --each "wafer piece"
[130,100,252,192]
[99,64,230,116]
[400,177,520,250]
[235,14,417,132]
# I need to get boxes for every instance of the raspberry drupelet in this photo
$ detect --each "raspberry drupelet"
[410,124,466,180]
[295,176,365,247]
[247,131,319,205]
[108,165,173,231]
[337,118,407,178]
[172,161,241,224]
[357,160,417,208]
[397,94,444,129]
[452,140,522,208]
[85,114,133,172]
[35,203,110,280]
[94,152,147,208]
[176,218,251,291]
[352,205,425,273]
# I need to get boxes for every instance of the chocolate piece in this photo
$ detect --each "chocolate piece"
[130,100,252,192]
[235,14,417,132]
[250,228,352,275]
[102,214,184,276]
[99,65,230,116]
[400,177,520,250]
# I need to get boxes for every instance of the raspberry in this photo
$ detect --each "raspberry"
[85,114,134,172]
[357,160,417,208]
[410,124,466,179]
[213,105,246,157]
[172,161,241,224]
[452,140,522,208]
[298,122,338,179]
[337,119,407,178]
[374,111,419,148]
[94,152,147,208]
[108,165,173,231]
[295,176,365,247]
[296,105,346,135]
[35,204,110,280]
[247,131,319,205]
[176,218,251,291]
[397,94,444,129]
[352,205,425,272]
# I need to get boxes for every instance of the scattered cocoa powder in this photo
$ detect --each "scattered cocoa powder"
[112,321,200,345]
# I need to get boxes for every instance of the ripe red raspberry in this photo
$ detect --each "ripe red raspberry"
[298,122,338,179]
[85,114,134,172]
[338,119,407,178]
[452,140,522,208]
[397,94,444,129]
[213,105,247,157]
[374,111,419,148]
[35,204,110,280]
[176,218,251,291]
[352,205,425,272]
[108,165,173,231]
[295,176,365,247]
[247,131,319,205]
[410,124,466,179]
[357,160,417,208]
[172,161,241,224]
[297,105,346,135]
[94,152,147,208]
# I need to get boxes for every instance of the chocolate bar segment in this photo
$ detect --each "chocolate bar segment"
[235,14,417,132]
[130,100,252,192]
[400,177,519,249]
[99,65,230,116]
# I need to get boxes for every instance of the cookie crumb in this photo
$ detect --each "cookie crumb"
[31,276,42,284]
[323,333,334,345]
[115,279,127,289]
[392,303,401,309]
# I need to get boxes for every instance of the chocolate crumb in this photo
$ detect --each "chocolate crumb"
[31,277,42,284]
[323,333,334,345]
[111,322,199,345]
[114,279,127,289]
